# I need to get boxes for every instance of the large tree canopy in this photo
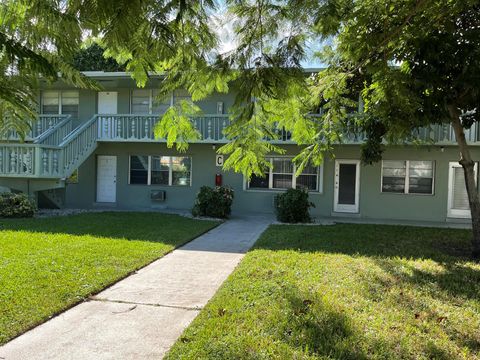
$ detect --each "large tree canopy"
[0,0,219,135]
[2,0,480,256]
[72,43,125,72]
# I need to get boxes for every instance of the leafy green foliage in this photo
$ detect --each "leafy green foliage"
[0,212,218,345]
[73,43,125,72]
[0,192,36,218]
[192,186,234,219]
[275,188,314,223]
[0,1,101,137]
[166,224,480,359]
[153,100,202,152]
[1,0,219,138]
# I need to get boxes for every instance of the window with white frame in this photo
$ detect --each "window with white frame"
[248,157,321,192]
[382,160,434,194]
[131,89,189,115]
[41,91,79,119]
[129,155,149,184]
[129,155,192,186]
[131,89,150,114]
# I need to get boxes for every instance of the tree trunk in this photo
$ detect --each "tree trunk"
[449,104,480,259]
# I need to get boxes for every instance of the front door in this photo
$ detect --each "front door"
[447,162,477,218]
[334,160,360,213]
[98,92,118,114]
[97,155,117,203]
[98,92,118,138]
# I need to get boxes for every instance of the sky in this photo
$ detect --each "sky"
[209,1,325,68]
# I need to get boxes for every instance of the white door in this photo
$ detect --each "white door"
[98,92,118,138]
[334,160,360,213]
[447,162,477,218]
[97,156,117,203]
[98,92,118,114]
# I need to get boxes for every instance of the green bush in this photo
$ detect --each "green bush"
[275,188,314,223]
[192,186,234,219]
[0,192,36,218]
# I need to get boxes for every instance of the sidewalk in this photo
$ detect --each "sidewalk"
[0,216,271,360]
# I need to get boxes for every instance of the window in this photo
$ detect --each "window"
[382,160,434,194]
[129,155,149,184]
[131,89,150,114]
[129,155,191,186]
[42,91,60,114]
[151,156,170,185]
[247,157,321,192]
[130,89,191,115]
[41,91,79,119]
[272,158,293,189]
[172,157,191,186]
[297,163,319,190]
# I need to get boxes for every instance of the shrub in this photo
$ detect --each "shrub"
[192,186,234,219]
[0,192,36,218]
[275,188,315,223]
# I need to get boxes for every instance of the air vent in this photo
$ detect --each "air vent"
[151,190,166,202]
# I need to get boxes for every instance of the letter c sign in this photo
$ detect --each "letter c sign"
[216,155,224,167]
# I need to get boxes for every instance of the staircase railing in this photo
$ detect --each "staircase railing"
[60,115,98,177]
[2,113,480,180]
[35,115,73,145]
[0,144,62,177]
[0,115,97,178]
[3,115,70,141]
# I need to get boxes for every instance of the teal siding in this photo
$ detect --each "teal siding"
[78,90,96,128]
[32,76,478,224]
[64,142,480,223]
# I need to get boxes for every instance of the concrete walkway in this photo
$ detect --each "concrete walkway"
[0,216,271,360]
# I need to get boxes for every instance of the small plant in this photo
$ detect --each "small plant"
[0,192,37,218]
[192,186,234,219]
[275,188,314,223]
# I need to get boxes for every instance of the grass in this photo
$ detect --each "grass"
[0,212,218,345]
[166,224,480,360]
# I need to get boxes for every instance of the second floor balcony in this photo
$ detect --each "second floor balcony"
[95,114,480,145]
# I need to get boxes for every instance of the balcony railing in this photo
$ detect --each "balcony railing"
[1,113,480,180]
[96,114,231,142]
[96,114,480,145]
[2,115,71,141]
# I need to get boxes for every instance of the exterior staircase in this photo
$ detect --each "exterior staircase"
[1,112,479,206]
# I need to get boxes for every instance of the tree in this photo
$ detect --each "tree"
[72,44,125,72]
[196,0,480,257]
[0,0,219,136]
[0,0,100,136]
[3,0,480,257]
[293,0,480,258]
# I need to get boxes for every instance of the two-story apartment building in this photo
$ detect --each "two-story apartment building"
[0,71,477,224]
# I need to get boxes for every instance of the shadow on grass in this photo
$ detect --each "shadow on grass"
[254,223,475,260]
[251,223,480,356]
[0,211,216,245]
[258,284,415,359]
[275,287,371,359]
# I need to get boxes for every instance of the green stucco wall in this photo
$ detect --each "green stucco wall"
[34,75,479,224]
[64,142,480,224]
[41,77,237,127]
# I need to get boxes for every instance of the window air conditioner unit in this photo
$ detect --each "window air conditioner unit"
[151,190,166,202]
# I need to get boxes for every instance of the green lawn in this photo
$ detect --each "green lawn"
[0,212,218,345]
[167,224,480,360]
